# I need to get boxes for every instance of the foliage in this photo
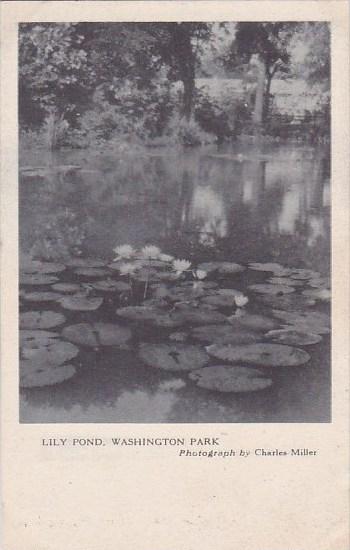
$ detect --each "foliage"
[18,22,330,148]
[165,114,216,146]
[194,89,233,140]
[146,23,213,119]
[291,23,330,90]
[225,23,300,123]
[19,23,93,125]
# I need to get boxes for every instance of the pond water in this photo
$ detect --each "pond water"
[19,142,331,423]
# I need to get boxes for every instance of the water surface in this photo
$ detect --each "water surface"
[19,142,331,423]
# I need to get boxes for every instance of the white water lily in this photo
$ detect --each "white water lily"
[195,269,207,280]
[234,295,249,308]
[159,253,174,262]
[141,245,161,259]
[173,259,191,274]
[113,244,135,259]
[119,262,137,276]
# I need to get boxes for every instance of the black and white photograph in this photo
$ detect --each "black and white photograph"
[18,21,331,423]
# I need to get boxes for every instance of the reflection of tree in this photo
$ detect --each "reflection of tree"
[19,146,330,273]
[20,171,89,259]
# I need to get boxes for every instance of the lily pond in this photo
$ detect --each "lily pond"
[19,142,331,423]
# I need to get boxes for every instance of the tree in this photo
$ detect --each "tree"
[291,23,330,90]
[226,23,298,125]
[19,23,96,148]
[146,23,212,119]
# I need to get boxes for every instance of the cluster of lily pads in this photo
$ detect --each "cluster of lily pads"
[19,245,330,394]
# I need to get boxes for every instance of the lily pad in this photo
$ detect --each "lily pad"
[197,262,222,273]
[20,274,59,286]
[59,296,103,311]
[164,284,209,302]
[228,313,277,332]
[189,366,273,393]
[191,325,260,345]
[150,313,184,328]
[248,284,295,295]
[156,272,181,282]
[257,293,316,311]
[20,261,66,275]
[116,305,182,328]
[264,329,322,346]
[198,261,243,274]
[22,291,63,302]
[269,267,294,277]
[20,330,60,346]
[308,277,330,288]
[302,288,331,301]
[20,311,66,329]
[207,343,310,367]
[268,277,304,287]
[201,293,241,308]
[290,269,320,280]
[21,340,79,365]
[62,322,132,347]
[271,310,330,334]
[52,283,82,293]
[20,363,76,388]
[116,305,168,322]
[66,258,106,268]
[91,280,131,292]
[215,262,245,275]
[73,267,111,278]
[173,306,228,325]
[248,262,285,273]
[139,343,209,371]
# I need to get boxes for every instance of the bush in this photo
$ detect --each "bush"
[58,76,177,148]
[164,114,216,146]
[194,90,232,141]
[194,88,251,141]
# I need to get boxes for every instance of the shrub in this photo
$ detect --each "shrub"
[194,87,251,141]
[164,114,216,146]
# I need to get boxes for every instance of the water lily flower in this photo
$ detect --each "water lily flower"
[113,244,135,259]
[159,253,174,262]
[119,262,137,276]
[141,245,161,259]
[195,269,207,280]
[234,295,249,308]
[173,259,191,275]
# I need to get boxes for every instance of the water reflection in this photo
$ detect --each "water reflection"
[20,143,330,274]
[21,387,179,423]
[189,186,228,238]
[19,143,331,423]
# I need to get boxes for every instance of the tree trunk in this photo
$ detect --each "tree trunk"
[252,57,266,128]
[45,109,63,150]
[264,71,273,122]
[173,24,196,120]
[182,73,195,120]
[45,109,67,150]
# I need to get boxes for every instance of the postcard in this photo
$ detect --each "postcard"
[1,1,349,549]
